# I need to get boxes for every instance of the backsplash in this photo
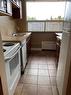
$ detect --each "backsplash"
[0,16,16,37]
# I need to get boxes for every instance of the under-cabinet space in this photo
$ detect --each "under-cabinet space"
[0,11,11,16]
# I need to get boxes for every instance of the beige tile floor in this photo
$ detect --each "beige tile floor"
[14,51,58,95]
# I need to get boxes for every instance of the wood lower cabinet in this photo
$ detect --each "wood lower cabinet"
[66,61,71,95]
[0,78,3,95]
[26,35,31,58]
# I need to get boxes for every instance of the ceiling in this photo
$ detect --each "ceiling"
[26,0,65,2]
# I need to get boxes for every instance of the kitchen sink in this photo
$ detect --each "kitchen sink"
[12,33,27,36]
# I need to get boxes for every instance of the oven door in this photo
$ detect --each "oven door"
[5,47,21,95]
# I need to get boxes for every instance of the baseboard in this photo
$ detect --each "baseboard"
[31,48,42,51]
[31,48,56,51]
[41,48,56,50]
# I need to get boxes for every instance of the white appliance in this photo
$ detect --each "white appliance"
[56,1,71,95]
[56,31,71,95]
[3,42,21,95]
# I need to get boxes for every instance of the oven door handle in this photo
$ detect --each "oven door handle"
[5,46,21,60]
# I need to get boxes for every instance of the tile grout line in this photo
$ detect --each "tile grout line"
[48,68,54,95]
[37,67,39,95]
[20,83,24,95]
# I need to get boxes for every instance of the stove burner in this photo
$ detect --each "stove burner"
[3,49,6,52]
[3,43,15,46]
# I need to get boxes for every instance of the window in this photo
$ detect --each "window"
[26,2,65,20]
[26,2,65,32]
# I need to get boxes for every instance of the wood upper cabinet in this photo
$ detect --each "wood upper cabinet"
[12,0,22,19]
[11,0,20,8]
[7,0,12,15]
[0,0,10,16]
[0,0,22,19]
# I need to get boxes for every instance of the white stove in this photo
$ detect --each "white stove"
[2,42,21,95]
[3,42,20,60]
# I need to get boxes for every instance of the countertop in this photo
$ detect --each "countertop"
[2,33,31,42]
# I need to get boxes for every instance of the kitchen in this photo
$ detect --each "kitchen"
[0,0,71,95]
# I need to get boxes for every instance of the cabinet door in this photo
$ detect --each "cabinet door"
[27,36,31,57]
[0,0,7,12]
[7,0,12,14]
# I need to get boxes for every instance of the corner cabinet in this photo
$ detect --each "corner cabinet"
[0,0,22,19]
